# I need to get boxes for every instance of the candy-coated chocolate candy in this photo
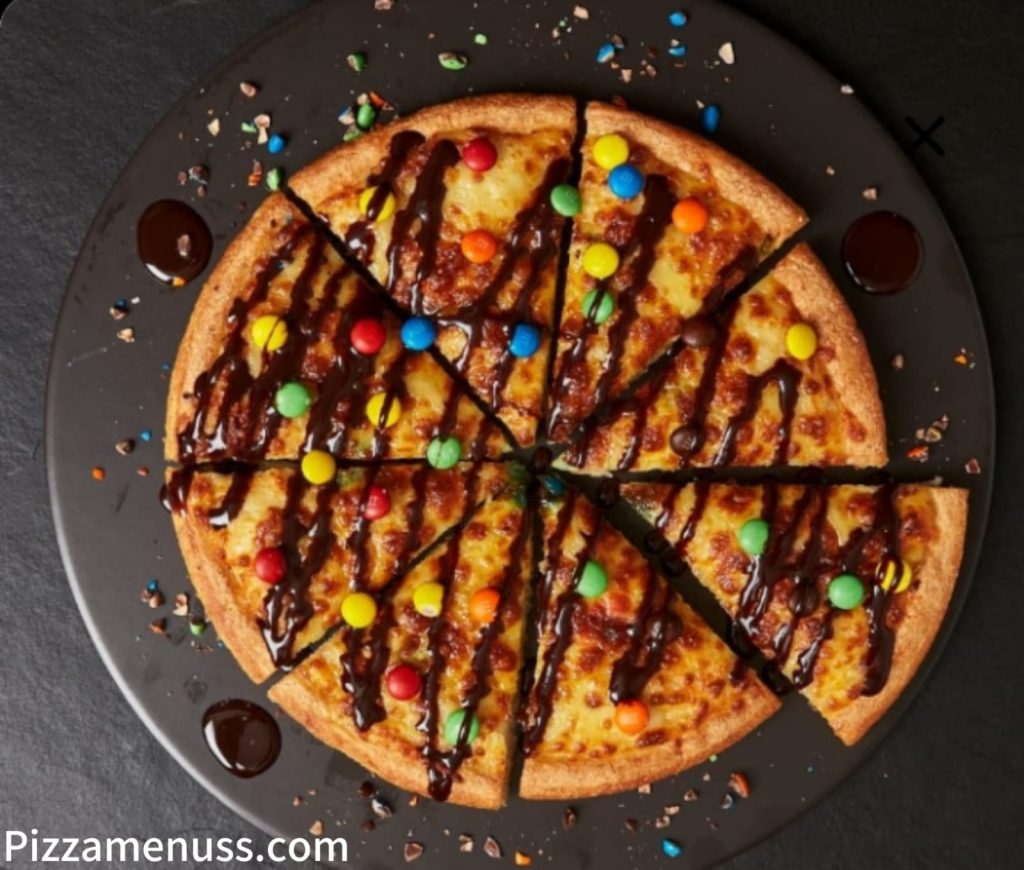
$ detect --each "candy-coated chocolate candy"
[550,183,581,217]
[577,560,608,598]
[351,317,386,355]
[542,475,565,497]
[301,449,337,485]
[413,581,445,617]
[508,323,541,358]
[662,839,684,859]
[444,709,480,745]
[254,547,287,584]
[461,136,497,171]
[363,484,390,521]
[593,133,629,170]
[878,557,912,594]
[702,104,721,135]
[400,316,436,351]
[738,518,770,555]
[427,435,462,469]
[460,229,498,263]
[365,393,401,428]
[668,10,688,27]
[582,289,615,325]
[358,185,396,222]
[274,381,312,418]
[385,664,422,701]
[786,323,818,360]
[267,133,286,154]
[828,573,865,609]
[608,164,644,199]
[582,242,620,279]
[672,197,709,234]
[469,587,502,624]
[356,103,376,130]
[341,591,377,628]
[250,315,288,352]
[614,699,649,735]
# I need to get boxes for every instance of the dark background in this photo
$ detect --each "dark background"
[1,0,1022,867]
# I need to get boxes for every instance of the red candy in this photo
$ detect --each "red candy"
[461,136,497,172]
[363,485,391,521]
[385,664,422,700]
[254,547,286,584]
[351,318,386,355]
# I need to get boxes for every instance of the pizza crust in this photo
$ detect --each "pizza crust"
[519,675,779,800]
[771,244,887,467]
[826,487,968,744]
[164,194,305,463]
[585,102,808,243]
[290,93,577,212]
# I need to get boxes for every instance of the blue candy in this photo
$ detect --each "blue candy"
[669,10,688,27]
[608,164,643,199]
[400,317,436,351]
[267,133,287,154]
[146,579,159,593]
[668,43,687,58]
[542,475,565,497]
[596,42,616,63]
[508,323,541,358]
[702,104,721,135]
[140,428,153,442]
[662,839,684,858]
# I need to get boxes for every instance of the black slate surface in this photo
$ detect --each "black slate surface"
[2,0,1023,868]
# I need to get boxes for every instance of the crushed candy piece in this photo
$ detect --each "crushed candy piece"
[117,327,135,343]
[906,445,930,462]
[438,51,468,71]
[239,81,259,98]
[862,186,879,201]
[347,52,367,72]
[596,42,616,63]
[965,458,981,475]
[840,83,855,94]
[562,806,577,830]
[890,353,905,370]
[265,167,283,191]
[483,836,502,859]
[309,820,323,836]
[718,42,735,64]
[458,834,474,853]
[404,842,424,863]
[115,439,134,456]
[573,5,590,19]
[206,118,220,137]
[701,104,721,134]
[514,852,532,866]
[662,838,683,858]
[727,771,751,798]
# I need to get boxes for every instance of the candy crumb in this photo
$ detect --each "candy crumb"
[718,42,735,64]
[403,842,424,863]
[862,186,879,201]
[637,782,652,794]
[458,834,474,853]
[483,836,502,859]
[239,81,259,98]
[91,466,106,481]
[573,5,590,19]
[562,806,577,830]
[206,118,220,137]
[965,458,982,474]
[890,353,905,370]
[683,787,699,801]
[728,771,751,798]
[514,852,532,866]
[308,820,323,836]
[840,83,855,94]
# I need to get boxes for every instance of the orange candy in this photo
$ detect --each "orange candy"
[672,198,709,234]
[469,587,502,624]
[614,699,650,735]
[461,229,498,264]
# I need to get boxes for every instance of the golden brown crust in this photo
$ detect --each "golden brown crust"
[165,194,304,462]
[772,244,887,467]
[170,487,277,682]
[827,487,968,744]
[585,102,807,242]
[519,679,779,799]
[268,642,507,809]
[290,93,577,212]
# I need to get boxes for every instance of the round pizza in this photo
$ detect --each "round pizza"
[162,93,968,807]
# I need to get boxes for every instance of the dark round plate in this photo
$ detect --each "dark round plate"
[46,1,994,867]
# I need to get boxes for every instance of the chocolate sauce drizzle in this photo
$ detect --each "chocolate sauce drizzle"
[663,481,903,695]
[201,699,281,778]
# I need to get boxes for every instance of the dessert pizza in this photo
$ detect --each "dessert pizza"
[161,93,969,807]
[621,481,967,744]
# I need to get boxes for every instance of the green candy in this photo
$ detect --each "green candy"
[347,52,367,72]
[189,618,206,636]
[427,436,462,470]
[583,289,614,325]
[356,103,377,130]
[738,518,770,555]
[473,33,489,46]
[274,381,312,418]
[577,560,608,598]
[438,51,469,71]
[828,574,865,610]
[343,127,364,142]
[444,709,480,745]
[265,167,283,191]
[550,183,581,217]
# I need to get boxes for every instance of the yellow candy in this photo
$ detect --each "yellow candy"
[301,449,336,485]
[582,243,620,280]
[250,315,288,352]
[786,322,818,360]
[878,558,913,594]
[358,186,396,222]
[341,592,377,628]
[413,581,445,617]
[593,134,629,170]
[365,393,401,428]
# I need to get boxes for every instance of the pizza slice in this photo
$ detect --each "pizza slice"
[269,482,533,809]
[289,94,577,446]
[163,461,509,682]
[558,245,887,472]
[621,481,968,744]
[165,193,505,465]
[545,101,808,444]
[518,490,780,799]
